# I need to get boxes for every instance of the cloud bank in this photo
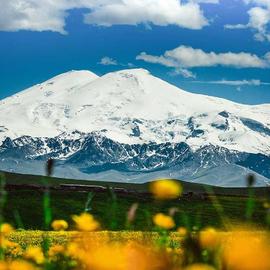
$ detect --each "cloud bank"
[0,0,218,33]
[136,45,270,70]
[193,79,270,86]
[84,0,210,29]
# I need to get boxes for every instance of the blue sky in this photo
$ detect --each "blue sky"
[0,0,269,104]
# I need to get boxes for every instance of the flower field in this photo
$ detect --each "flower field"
[2,228,270,269]
[1,172,270,269]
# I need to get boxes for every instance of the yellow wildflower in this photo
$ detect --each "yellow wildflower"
[177,227,188,237]
[2,238,22,257]
[48,244,65,258]
[199,227,220,250]
[0,237,17,249]
[82,244,126,270]
[66,242,80,258]
[51,220,68,231]
[153,213,175,229]
[263,201,270,209]
[72,213,100,231]
[24,246,45,264]
[81,242,167,270]
[222,231,270,270]
[150,179,182,200]
[9,245,23,257]
[0,223,14,234]
[0,262,7,270]
[124,242,169,270]
[184,264,216,270]
[9,260,36,270]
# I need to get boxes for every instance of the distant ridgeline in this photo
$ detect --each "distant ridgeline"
[0,132,269,187]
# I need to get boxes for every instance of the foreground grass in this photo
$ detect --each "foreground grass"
[3,189,268,230]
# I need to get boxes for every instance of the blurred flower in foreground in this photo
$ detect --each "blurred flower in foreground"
[178,227,188,237]
[72,213,100,231]
[0,223,14,234]
[0,262,6,270]
[8,244,23,257]
[127,203,139,224]
[222,231,270,270]
[82,244,125,270]
[153,213,175,229]
[199,227,220,250]
[246,174,256,187]
[263,201,270,209]
[8,260,36,270]
[80,242,169,270]
[0,238,19,251]
[184,263,216,270]
[51,219,68,231]
[169,207,179,217]
[66,242,80,258]
[150,179,182,200]
[46,158,55,177]
[48,244,65,258]
[24,246,45,265]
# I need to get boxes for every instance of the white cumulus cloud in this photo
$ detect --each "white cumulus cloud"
[84,0,210,29]
[0,0,95,34]
[225,0,270,42]
[0,0,218,33]
[98,56,135,67]
[136,45,270,69]
[99,56,118,65]
[168,68,197,78]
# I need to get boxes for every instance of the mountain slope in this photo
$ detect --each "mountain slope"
[0,69,269,187]
[0,70,99,139]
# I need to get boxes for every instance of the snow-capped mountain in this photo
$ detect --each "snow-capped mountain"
[0,69,270,187]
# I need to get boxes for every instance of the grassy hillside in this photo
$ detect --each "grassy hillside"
[1,171,269,230]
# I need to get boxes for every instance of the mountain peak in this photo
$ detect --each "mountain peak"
[0,68,270,156]
[116,68,151,76]
[45,70,99,84]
